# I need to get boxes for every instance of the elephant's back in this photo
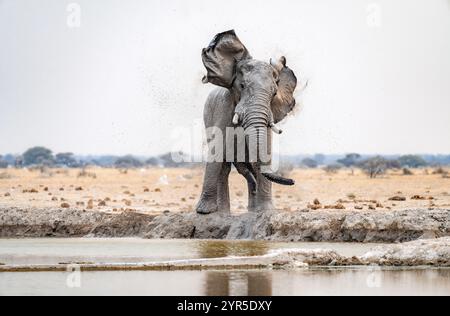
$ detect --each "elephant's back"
[203,87,234,128]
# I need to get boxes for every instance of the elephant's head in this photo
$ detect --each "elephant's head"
[202,30,298,186]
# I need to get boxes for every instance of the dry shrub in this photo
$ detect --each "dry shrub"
[433,167,449,178]
[23,188,38,193]
[55,169,69,176]
[433,167,447,175]
[307,199,322,210]
[324,164,341,174]
[0,172,12,179]
[402,168,414,176]
[77,169,97,179]
[324,203,346,210]
[389,196,406,201]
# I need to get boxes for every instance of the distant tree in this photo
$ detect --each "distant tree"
[337,153,362,168]
[313,154,326,166]
[23,147,54,166]
[55,153,79,167]
[146,157,160,166]
[15,156,23,168]
[386,159,401,169]
[301,158,318,169]
[159,152,189,168]
[398,155,427,168]
[1,154,16,166]
[0,156,8,169]
[358,156,389,179]
[114,155,143,168]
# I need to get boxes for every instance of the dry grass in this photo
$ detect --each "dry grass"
[0,167,449,215]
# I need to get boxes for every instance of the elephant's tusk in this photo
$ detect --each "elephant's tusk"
[233,113,239,125]
[270,123,282,134]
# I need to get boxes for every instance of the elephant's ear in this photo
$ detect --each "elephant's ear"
[201,30,252,88]
[270,57,298,124]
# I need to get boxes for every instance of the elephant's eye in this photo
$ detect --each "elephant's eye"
[240,83,245,90]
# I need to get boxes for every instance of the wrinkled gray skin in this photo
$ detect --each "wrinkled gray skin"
[196,30,298,214]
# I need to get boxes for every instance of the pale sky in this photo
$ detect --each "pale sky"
[1,0,450,156]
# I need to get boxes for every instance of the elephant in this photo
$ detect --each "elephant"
[196,30,299,215]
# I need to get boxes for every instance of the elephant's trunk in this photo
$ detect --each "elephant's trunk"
[240,93,295,186]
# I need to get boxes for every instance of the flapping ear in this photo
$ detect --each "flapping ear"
[270,57,298,124]
[201,30,252,88]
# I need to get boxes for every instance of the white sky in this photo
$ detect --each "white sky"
[1,0,450,156]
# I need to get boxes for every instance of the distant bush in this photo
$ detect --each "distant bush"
[324,164,342,174]
[114,155,143,168]
[398,155,427,168]
[301,158,318,169]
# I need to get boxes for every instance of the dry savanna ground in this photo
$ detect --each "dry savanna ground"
[0,167,449,215]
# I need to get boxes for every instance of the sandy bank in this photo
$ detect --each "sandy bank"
[0,207,449,242]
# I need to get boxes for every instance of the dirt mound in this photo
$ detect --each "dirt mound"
[0,208,449,242]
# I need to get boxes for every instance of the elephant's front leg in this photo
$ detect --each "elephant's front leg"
[216,162,232,213]
[196,162,224,214]
[255,174,275,212]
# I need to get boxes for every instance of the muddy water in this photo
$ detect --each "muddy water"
[0,238,379,265]
[1,239,449,296]
[0,269,449,296]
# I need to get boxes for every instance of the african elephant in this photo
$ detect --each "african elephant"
[196,30,298,214]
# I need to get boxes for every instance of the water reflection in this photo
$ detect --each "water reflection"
[204,271,272,296]
[195,241,273,296]
[1,269,449,296]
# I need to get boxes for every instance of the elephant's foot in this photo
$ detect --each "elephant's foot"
[195,198,218,215]
[249,200,275,213]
